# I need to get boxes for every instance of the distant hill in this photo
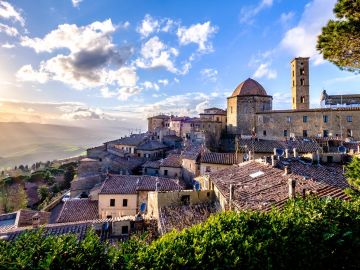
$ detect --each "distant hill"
[0,122,127,169]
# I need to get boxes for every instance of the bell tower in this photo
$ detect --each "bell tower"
[291,57,309,110]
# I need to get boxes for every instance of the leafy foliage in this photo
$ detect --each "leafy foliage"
[317,0,360,73]
[0,197,359,269]
[345,156,360,197]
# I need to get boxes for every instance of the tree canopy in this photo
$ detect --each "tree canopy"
[317,0,360,73]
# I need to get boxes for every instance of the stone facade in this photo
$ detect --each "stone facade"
[256,108,359,140]
[98,194,138,218]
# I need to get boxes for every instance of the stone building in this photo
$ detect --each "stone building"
[227,57,360,141]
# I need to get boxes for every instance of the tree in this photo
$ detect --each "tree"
[44,170,55,185]
[345,156,360,197]
[317,0,360,73]
[37,185,50,202]
[63,166,76,189]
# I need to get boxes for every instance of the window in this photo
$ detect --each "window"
[292,70,294,77]
[303,130,308,137]
[293,80,295,87]
[207,192,210,197]
[323,115,328,123]
[300,96,305,103]
[303,116,308,123]
[323,130,329,137]
[181,195,190,206]
[284,130,288,137]
[123,199,128,207]
[121,226,129,234]
[230,106,233,113]
[287,116,291,123]
[216,117,219,121]
[164,169,168,176]
[106,215,112,219]
[347,116,353,122]
[263,130,267,136]
[205,166,211,172]
[110,199,115,207]
[300,68,305,75]
[347,129,353,137]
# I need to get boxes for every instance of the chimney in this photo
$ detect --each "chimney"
[316,150,320,165]
[32,213,40,228]
[229,184,234,211]
[288,178,296,199]
[293,148,298,158]
[357,144,360,153]
[248,151,252,161]
[271,155,276,167]
[285,149,289,159]
[284,166,291,175]
[273,148,277,156]
[159,129,164,143]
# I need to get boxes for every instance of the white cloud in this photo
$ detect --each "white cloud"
[200,68,218,82]
[71,0,82,7]
[0,23,18,36]
[177,21,217,52]
[135,36,178,73]
[280,0,337,65]
[100,87,117,98]
[142,81,160,90]
[117,86,142,101]
[136,14,177,38]
[16,64,48,84]
[0,1,24,26]
[195,100,209,113]
[158,79,169,86]
[18,19,137,91]
[239,0,273,24]
[253,63,277,79]
[137,14,160,38]
[1,42,14,49]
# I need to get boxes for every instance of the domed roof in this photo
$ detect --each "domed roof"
[231,78,268,97]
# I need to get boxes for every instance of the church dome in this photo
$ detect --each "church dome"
[231,78,268,97]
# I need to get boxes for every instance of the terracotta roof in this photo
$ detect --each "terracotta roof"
[238,138,320,153]
[202,107,226,115]
[160,154,183,168]
[99,175,183,194]
[57,199,98,223]
[142,160,161,169]
[231,78,268,97]
[111,133,148,146]
[137,141,168,151]
[200,152,239,165]
[159,203,220,234]
[103,154,145,171]
[0,210,50,233]
[208,160,348,211]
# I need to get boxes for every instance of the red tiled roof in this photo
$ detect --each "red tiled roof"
[57,199,98,223]
[231,78,268,97]
[142,160,161,169]
[160,154,183,168]
[209,160,348,211]
[200,152,239,165]
[99,175,183,194]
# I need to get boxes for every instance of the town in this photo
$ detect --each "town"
[0,56,358,241]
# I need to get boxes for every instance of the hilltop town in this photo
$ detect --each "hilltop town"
[0,56,359,241]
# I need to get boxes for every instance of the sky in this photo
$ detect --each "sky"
[0,0,359,131]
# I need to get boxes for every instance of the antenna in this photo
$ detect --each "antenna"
[194,182,201,191]
[275,148,285,157]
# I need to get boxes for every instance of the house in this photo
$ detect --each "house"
[98,175,183,219]
[107,133,148,155]
[56,199,99,223]
[159,154,183,179]
[142,160,160,176]
[136,140,168,159]
[199,152,239,175]
[199,158,349,212]
[181,145,203,184]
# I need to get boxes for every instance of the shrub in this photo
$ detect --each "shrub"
[0,197,359,269]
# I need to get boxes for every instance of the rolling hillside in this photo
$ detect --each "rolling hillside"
[0,122,127,169]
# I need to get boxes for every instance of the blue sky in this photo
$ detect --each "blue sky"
[0,0,358,131]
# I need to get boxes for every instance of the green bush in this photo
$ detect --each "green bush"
[0,197,359,269]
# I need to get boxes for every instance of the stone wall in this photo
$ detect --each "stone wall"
[256,108,360,140]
